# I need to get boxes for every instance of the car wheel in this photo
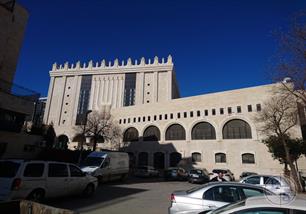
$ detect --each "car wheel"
[27,189,45,202]
[83,184,95,197]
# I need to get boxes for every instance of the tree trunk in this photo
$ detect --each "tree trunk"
[281,136,303,192]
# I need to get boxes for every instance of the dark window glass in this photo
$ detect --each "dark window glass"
[123,127,139,142]
[148,116,151,121]
[123,119,126,124]
[192,152,201,162]
[24,163,44,177]
[165,124,186,140]
[242,153,255,164]
[75,75,92,125]
[154,115,157,121]
[128,118,130,123]
[69,165,83,177]
[197,111,201,117]
[159,115,162,120]
[223,119,252,139]
[169,152,182,167]
[228,107,232,114]
[204,186,240,203]
[212,109,216,115]
[192,122,216,140]
[241,188,264,198]
[133,118,136,123]
[244,176,260,185]
[119,119,122,124]
[184,112,187,118]
[237,106,242,113]
[190,111,194,117]
[205,110,208,116]
[220,108,224,115]
[138,117,141,122]
[170,113,173,119]
[143,116,146,122]
[256,104,262,112]
[165,114,168,120]
[215,153,226,163]
[177,113,181,118]
[143,126,161,141]
[48,164,68,177]
[124,73,136,106]
[248,105,252,112]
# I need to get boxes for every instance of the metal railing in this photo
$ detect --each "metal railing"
[0,78,40,102]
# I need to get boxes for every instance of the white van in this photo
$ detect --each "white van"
[81,151,129,182]
[0,160,98,202]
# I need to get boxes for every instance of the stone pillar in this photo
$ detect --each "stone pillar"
[98,76,104,107]
[109,76,114,105]
[153,71,158,102]
[105,77,109,104]
[113,76,118,108]
[43,76,55,124]
[57,76,67,126]
[135,72,144,105]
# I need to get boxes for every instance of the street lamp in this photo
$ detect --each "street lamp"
[78,110,92,164]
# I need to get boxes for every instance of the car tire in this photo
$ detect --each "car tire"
[27,189,45,202]
[82,183,95,197]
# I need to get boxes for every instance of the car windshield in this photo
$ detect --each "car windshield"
[210,200,245,214]
[82,157,104,167]
[0,161,20,178]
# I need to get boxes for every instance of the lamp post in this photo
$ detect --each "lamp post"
[78,110,92,165]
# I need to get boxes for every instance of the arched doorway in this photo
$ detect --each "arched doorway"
[169,152,182,167]
[138,152,148,166]
[153,152,165,169]
[57,134,69,149]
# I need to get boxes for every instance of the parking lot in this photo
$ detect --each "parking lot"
[46,177,196,214]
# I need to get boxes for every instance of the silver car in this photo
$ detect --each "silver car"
[239,175,293,196]
[168,182,274,214]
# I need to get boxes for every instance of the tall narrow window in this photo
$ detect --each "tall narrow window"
[123,73,136,106]
[204,110,208,116]
[190,111,194,117]
[220,108,224,115]
[76,75,92,125]
[184,112,187,118]
[256,104,261,112]
[248,105,252,112]
[177,113,181,119]
[170,113,173,119]
[215,153,226,163]
[212,109,216,115]
[228,107,232,114]
[237,106,241,113]
[197,110,201,117]
[165,114,168,120]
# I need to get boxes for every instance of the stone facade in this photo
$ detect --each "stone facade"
[44,56,306,177]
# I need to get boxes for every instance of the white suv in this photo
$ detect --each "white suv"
[0,160,98,201]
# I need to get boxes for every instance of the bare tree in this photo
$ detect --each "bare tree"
[272,11,306,105]
[74,110,122,151]
[255,91,303,192]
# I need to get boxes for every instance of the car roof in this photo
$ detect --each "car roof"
[199,182,275,191]
[244,196,306,209]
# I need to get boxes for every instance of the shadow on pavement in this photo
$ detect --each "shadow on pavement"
[45,185,148,213]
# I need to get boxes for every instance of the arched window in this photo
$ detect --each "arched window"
[242,153,255,164]
[223,119,252,139]
[165,124,186,140]
[123,127,139,142]
[191,122,216,140]
[192,152,201,162]
[143,126,161,141]
[215,153,226,163]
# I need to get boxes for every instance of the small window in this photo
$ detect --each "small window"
[184,112,187,118]
[248,105,252,112]
[192,152,201,162]
[237,106,241,113]
[68,86,71,89]
[119,119,122,124]
[212,109,216,115]
[143,116,146,122]
[67,95,70,97]
[69,165,83,177]
[190,111,193,117]
[256,104,261,112]
[159,115,162,120]
[128,118,130,123]
[138,117,141,122]
[148,116,151,121]
[48,164,68,177]
[177,113,181,119]
[204,110,208,116]
[170,113,173,119]
[228,107,232,114]
[220,108,224,115]
[197,110,200,117]
[64,111,67,114]
[154,115,157,121]
[165,114,168,120]
[215,153,226,163]
[123,119,126,124]
[147,92,150,95]
[147,83,150,86]
[242,153,255,164]
[24,163,44,177]
[146,100,149,103]
[65,103,68,105]
[133,118,136,123]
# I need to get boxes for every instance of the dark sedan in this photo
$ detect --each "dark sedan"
[188,169,210,184]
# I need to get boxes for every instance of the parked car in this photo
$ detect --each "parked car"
[188,169,210,184]
[134,166,160,177]
[164,167,188,181]
[81,151,129,182]
[168,182,274,214]
[239,171,257,179]
[209,169,235,181]
[0,160,98,202]
[203,195,306,214]
[240,175,293,196]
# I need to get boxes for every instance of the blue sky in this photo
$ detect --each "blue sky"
[15,0,306,97]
